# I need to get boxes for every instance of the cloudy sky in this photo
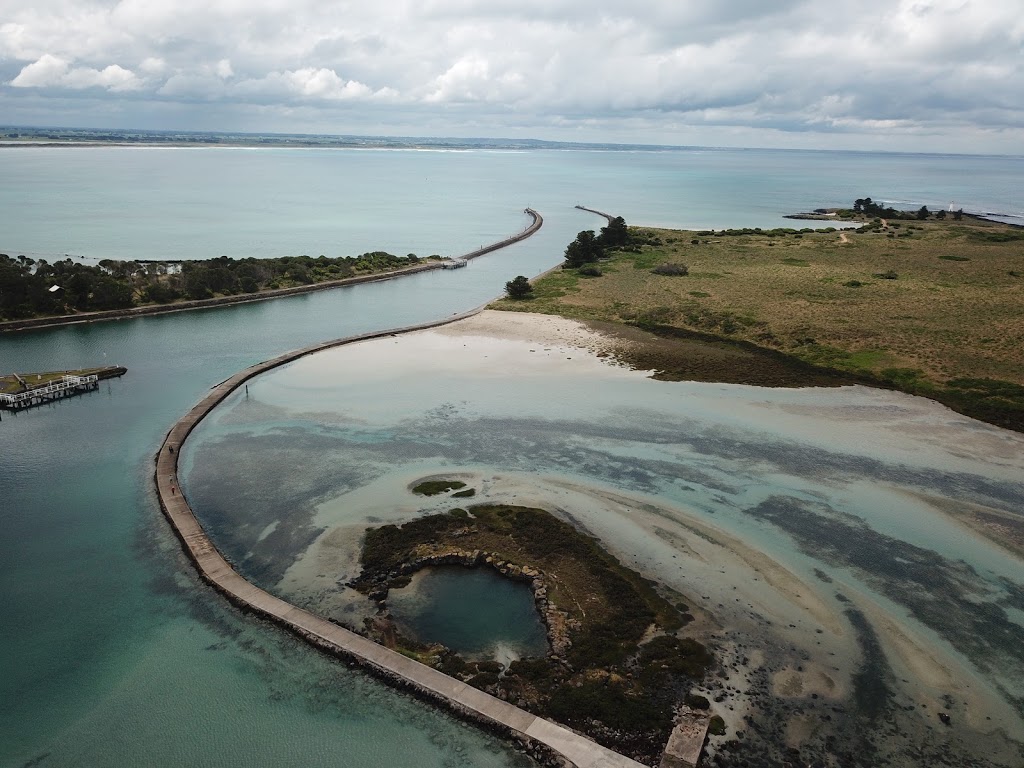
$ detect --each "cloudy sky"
[1,0,1022,152]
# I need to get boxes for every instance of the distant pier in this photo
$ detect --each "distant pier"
[574,204,615,223]
[0,366,126,411]
[456,207,543,261]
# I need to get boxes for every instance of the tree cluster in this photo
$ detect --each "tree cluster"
[1,255,133,319]
[562,215,632,269]
[504,275,534,299]
[0,251,422,321]
[852,197,961,221]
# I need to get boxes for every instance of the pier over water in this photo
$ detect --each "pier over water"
[0,366,127,411]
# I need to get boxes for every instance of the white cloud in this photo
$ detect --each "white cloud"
[139,57,166,75]
[234,67,382,102]
[11,54,143,91]
[0,0,1022,150]
[9,53,68,87]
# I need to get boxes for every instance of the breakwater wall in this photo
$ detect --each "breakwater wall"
[2,208,543,334]
[155,305,645,768]
[573,205,615,224]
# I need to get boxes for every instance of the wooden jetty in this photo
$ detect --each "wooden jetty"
[0,366,127,411]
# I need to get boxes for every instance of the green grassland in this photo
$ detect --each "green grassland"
[493,217,1024,430]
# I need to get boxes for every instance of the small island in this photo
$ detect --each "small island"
[350,496,715,766]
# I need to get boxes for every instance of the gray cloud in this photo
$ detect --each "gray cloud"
[1,0,1022,151]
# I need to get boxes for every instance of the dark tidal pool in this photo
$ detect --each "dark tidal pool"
[387,566,549,662]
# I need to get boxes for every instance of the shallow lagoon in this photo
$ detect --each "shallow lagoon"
[387,566,549,662]
[183,312,1024,766]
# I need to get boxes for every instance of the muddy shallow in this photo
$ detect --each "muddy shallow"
[181,311,1024,767]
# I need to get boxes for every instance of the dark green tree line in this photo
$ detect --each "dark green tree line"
[0,251,423,321]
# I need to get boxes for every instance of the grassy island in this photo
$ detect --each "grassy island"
[351,502,712,765]
[494,209,1024,431]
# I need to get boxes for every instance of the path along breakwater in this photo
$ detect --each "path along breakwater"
[2,208,542,333]
[155,309,645,768]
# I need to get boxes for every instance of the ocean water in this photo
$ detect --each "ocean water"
[1,144,1023,768]
[1,146,1022,263]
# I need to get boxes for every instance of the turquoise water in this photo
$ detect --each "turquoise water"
[387,567,549,661]
[1,145,1023,768]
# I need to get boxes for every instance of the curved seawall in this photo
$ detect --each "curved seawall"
[154,227,644,768]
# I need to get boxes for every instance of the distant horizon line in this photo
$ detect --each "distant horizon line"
[2,124,1022,160]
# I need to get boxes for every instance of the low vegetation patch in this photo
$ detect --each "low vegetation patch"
[651,263,689,276]
[410,479,467,496]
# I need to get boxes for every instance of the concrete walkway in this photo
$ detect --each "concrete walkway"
[155,284,646,767]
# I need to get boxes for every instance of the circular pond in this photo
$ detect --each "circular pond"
[387,566,548,663]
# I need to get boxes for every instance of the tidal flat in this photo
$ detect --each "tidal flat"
[181,311,1024,767]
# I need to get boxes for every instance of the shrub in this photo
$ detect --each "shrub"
[504,275,534,299]
[873,270,898,279]
[412,479,467,496]
[685,693,711,710]
[578,265,603,277]
[651,263,689,276]
[709,715,726,736]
